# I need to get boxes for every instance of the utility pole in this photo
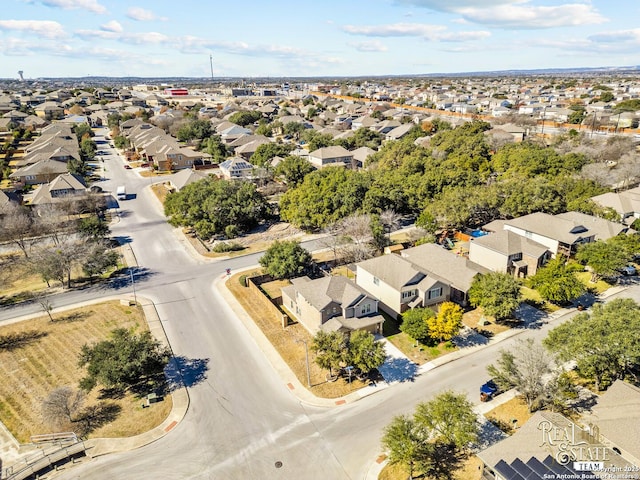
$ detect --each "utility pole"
[296,338,311,387]
[130,267,137,304]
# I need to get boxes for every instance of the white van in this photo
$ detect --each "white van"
[116,185,126,200]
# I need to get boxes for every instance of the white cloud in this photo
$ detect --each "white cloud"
[75,28,170,45]
[348,40,388,52]
[30,0,107,14]
[396,0,607,29]
[100,20,123,33]
[396,0,523,11]
[589,29,640,44]
[456,3,607,29]
[342,22,490,42]
[0,19,66,39]
[126,7,166,22]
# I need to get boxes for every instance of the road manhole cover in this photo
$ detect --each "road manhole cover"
[275,461,283,468]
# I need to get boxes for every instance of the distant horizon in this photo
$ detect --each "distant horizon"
[3,63,640,84]
[1,1,639,79]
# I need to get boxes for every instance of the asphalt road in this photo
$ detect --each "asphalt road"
[4,128,639,479]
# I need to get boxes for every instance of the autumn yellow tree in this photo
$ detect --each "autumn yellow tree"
[427,302,463,343]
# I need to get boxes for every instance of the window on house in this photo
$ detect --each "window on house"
[373,277,380,286]
[428,287,443,300]
[361,303,371,315]
[402,290,416,300]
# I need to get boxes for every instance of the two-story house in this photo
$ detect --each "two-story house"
[281,275,384,334]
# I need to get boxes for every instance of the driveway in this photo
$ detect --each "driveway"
[375,336,419,384]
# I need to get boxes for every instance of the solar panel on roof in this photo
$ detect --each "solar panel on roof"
[494,460,526,480]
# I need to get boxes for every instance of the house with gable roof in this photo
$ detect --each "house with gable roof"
[308,145,353,169]
[281,275,384,334]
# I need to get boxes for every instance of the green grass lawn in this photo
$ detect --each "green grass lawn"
[574,271,612,294]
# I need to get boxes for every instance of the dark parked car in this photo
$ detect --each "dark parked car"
[480,380,499,402]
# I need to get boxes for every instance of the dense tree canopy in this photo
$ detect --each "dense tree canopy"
[164,177,271,239]
[527,258,586,305]
[468,272,521,321]
[258,240,312,279]
[228,110,262,126]
[545,298,640,391]
[78,328,170,392]
[575,239,629,281]
[400,307,434,344]
[249,142,294,167]
[274,155,316,186]
[279,168,371,230]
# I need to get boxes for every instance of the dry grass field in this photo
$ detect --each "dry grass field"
[0,301,172,443]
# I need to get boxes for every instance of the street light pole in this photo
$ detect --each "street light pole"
[296,338,311,387]
[130,267,137,304]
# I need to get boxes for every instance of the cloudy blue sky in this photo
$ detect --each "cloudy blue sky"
[1,0,639,79]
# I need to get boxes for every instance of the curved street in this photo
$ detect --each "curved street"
[2,130,639,479]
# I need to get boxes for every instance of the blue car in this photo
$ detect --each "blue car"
[480,380,499,402]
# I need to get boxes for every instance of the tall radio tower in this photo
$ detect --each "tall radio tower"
[209,55,214,83]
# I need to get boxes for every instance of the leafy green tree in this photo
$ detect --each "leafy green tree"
[249,142,294,167]
[575,240,629,282]
[74,123,93,141]
[279,168,371,230]
[544,298,640,391]
[427,302,463,343]
[77,216,110,241]
[202,135,228,162]
[527,258,586,305]
[78,328,170,392]
[414,390,478,450]
[381,415,432,480]
[82,243,118,281]
[301,130,335,151]
[176,119,212,142]
[468,272,521,321]
[311,330,346,378]
[283,121,306,140]
[335,127,384,150]
[164,178,271,239]
[400,308,434,345]
[345,330,386,375]
[229,110,262,126]
[258,240,312,279]
[274,155,315,186]
[114,135,129,149]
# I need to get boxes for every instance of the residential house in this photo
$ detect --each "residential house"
[478,410,636,480]
[25,172,87,206]
[400,243,488,306]
[591,186,640,224]
[281,275,384,334]
[350,146,375,168]
[581,380,640,467]
[482,211,625,257]
[308,145,353,169]
[10,157,71,185]
[218,157,254,179]
[34,101,63,120]
[468,230,551,277]
[169,168,210,191]
[355,253,451,318]
[219,125,252,144]
[385,123,414,141]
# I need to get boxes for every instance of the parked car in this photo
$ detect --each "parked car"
[124,164,132,169]
[621,265,637,276]
[480,380,499,402]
